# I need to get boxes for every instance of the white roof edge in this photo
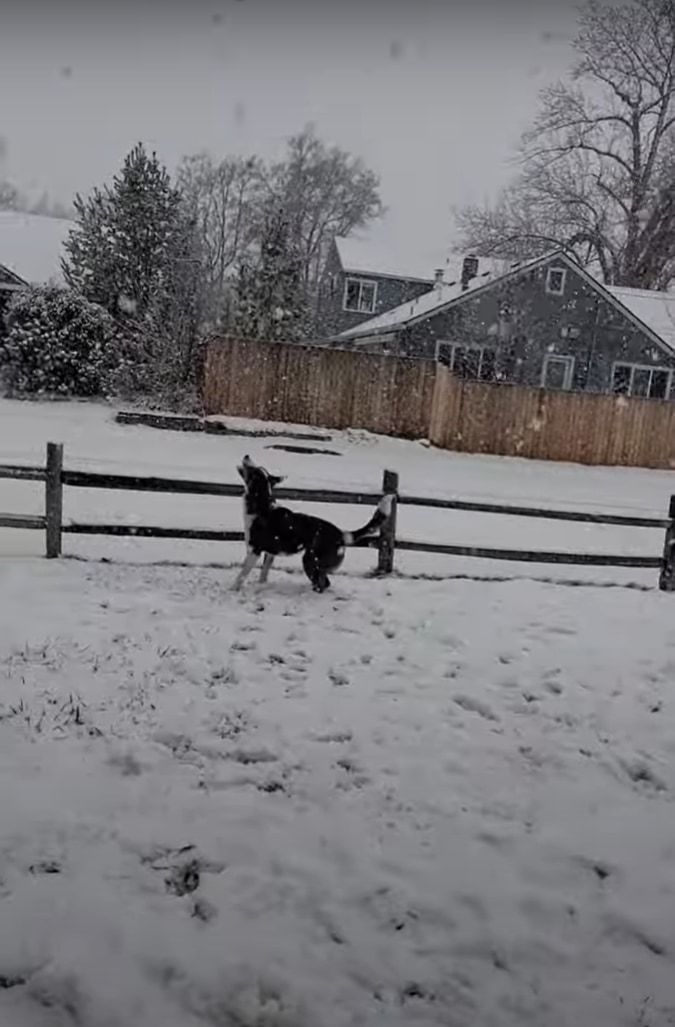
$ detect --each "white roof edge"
[341,267,434,285]
[333,235,451,284]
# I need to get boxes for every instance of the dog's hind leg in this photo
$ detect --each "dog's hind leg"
[258,553,275,584]
[302,550,330,593]
[232,551,259,591]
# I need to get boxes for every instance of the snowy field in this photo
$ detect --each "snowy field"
[1,399,675,1026]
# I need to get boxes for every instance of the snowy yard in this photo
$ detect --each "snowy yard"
[2,400,675,1026]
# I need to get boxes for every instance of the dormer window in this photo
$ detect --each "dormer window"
[545,267,567,296]
[343,277,377,314]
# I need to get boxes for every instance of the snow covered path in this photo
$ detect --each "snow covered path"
[2,558,675,1027]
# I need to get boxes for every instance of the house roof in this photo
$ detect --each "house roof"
[338,248,675,358]
[334,234,512,285]
[0,211,74,286]
[606,286,675,356]
[338,250,551,340]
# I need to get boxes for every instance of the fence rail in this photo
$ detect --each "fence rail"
[396,494,669,529]
[63,524,246,542]
[1,442,673,589]
[0,512,46,531]
[395,539,661,568]
[2,461,665,528]
[0,464,46,482]
[61,468,383,507]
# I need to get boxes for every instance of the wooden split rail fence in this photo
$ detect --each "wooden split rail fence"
[1,442,674,590]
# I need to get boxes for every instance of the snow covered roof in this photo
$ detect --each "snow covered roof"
[339,247,675,358]
[335,235,436,282]
[334,235,513,285]
[339,251,549,340]
[606,286,675,356]
[0,211,74,286]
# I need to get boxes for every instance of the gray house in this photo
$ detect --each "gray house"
[0,264,25,321]
[316,236,440,337]
[336,250,675,400]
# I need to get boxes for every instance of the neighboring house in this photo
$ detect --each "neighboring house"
[316,234,514,338]
[316,236,442,337]
[0,211,74,322]
[0,262,25,317]
[335,249,675,400]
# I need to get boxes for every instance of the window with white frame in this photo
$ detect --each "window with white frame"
[545,267,567,296]
[612,362,673,399]
[343,277,377,314]
[542,354,575,391]
[436,341,497,382]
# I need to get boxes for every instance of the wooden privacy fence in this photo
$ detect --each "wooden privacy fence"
[203,338,436,440]
[430,366,675,467]
[2,443,675,591]
[203,338,675,469]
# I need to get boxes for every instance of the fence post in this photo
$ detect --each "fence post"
[45,442,63,559]
[659,495,675,591]
[376,468,398,575]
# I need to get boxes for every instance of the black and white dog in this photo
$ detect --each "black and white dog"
[233,455,393,592]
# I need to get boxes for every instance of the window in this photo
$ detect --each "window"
[343,277,377,314]
[545,267,567,296]
[612,362,673,399]
[542,354,575,391]
[436,342,497,382]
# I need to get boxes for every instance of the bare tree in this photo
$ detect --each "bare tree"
[176,153,262,326]
[266,126,384,300]
[0,180,20,211]
[178,127,383,334]
[29,192,75,219]
[456,0,675,288]
[0,180,73,218]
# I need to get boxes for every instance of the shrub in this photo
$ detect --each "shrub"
[0,286,123,397]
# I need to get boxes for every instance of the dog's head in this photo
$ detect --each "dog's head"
[237,455,285,512]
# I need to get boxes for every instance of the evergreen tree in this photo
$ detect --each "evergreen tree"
[62,143,185,321]
[234,203,308,341]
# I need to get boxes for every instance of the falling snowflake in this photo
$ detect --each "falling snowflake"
[118,294,138,315]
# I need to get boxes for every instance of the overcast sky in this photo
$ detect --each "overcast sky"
[0,0,578,258]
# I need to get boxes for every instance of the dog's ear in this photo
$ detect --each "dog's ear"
[270,474,285,487]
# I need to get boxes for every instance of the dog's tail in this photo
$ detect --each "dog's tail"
[343,494,393,546]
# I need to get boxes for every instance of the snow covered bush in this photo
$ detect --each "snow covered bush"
[0,285,123,397]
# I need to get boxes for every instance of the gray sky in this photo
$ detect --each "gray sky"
[0,0,577,256]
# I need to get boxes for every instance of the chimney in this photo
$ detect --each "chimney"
[461,255,479,291]
[433,268,444,288]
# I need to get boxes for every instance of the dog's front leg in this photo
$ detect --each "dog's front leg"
[258,553,275,584]
[232,551,259,591]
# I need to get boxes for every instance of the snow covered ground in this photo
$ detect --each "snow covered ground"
[2,399,675,1026]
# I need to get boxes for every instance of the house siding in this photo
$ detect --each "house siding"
[382,260,675,394]
[0,292,9,328]
[0,266,26,332]
[316,241,433,337]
